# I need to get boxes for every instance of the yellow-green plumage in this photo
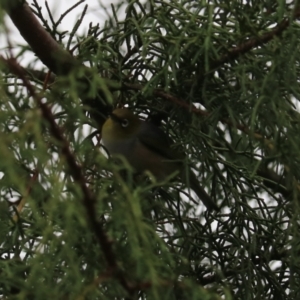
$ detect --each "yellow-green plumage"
[101,108,219,211]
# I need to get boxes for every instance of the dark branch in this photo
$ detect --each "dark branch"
[5,1,113,125]
[206,8,300,75]
[1,55,134,296]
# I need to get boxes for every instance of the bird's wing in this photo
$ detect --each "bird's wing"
[137,121,184,160]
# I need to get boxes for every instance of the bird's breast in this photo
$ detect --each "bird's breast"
[103,137,178,180]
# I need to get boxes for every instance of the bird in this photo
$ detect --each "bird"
[101,108,219,211]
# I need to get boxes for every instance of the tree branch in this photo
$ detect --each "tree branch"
[204,8,300,76]
[5,1,113,124]
[1,55,134,296]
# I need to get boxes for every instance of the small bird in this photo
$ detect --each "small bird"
[101,108,219,211]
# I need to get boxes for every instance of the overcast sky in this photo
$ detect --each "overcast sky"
[1,0,126,61]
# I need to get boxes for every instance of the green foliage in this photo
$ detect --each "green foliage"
[0,0,300,299]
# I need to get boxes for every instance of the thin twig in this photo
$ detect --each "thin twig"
[205,8,300,76]
[1,55,134,296]
[12,170,39,222]
[54,0,86,29]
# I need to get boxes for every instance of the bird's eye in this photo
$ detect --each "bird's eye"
[121,119,129,128]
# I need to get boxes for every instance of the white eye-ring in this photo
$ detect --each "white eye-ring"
[121,119,129,128]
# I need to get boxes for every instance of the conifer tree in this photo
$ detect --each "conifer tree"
[0,1,299,299]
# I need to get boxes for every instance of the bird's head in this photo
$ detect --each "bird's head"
[101,108,142,142]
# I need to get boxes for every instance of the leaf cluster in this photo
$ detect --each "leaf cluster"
[0,0,300,299]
